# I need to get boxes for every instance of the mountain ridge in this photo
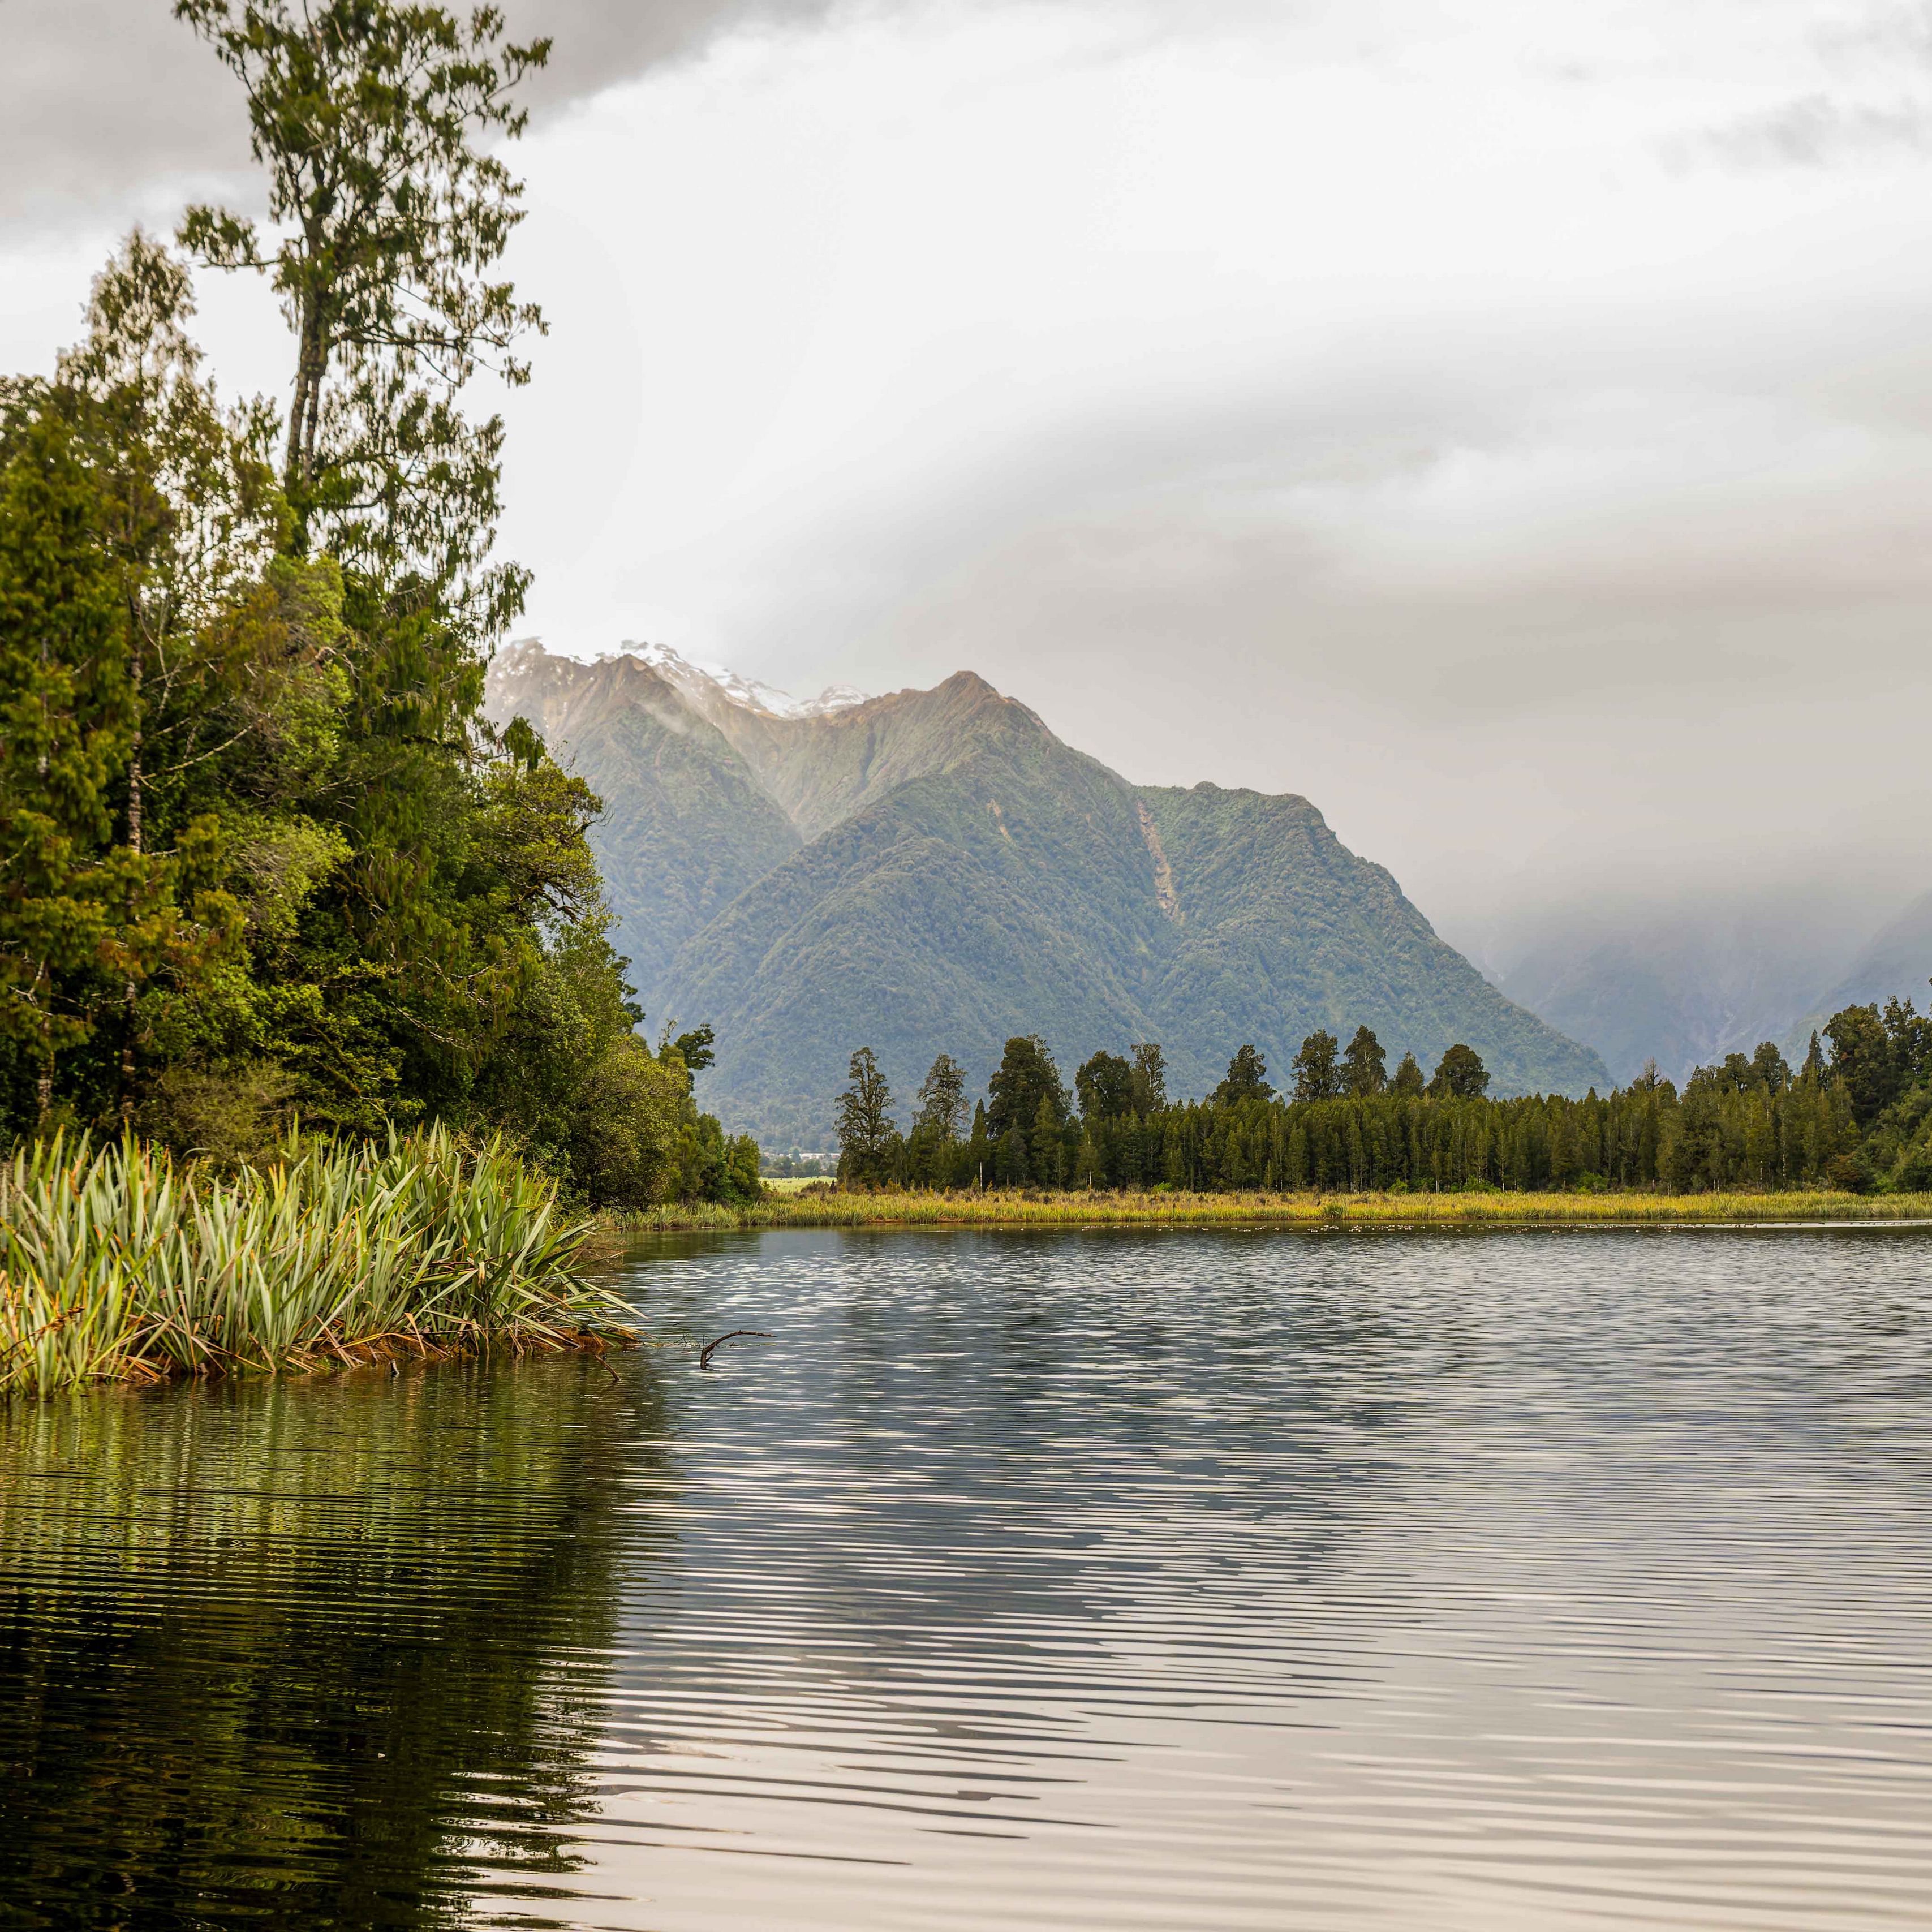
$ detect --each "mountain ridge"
[487,642,1610,1143]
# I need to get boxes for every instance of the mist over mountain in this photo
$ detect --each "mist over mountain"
[1780,891,1932,1065]
[489,643,1607,1144]
[1481,881,1932,1088]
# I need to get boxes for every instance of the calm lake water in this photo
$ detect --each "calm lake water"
[3,1226,1931,1929]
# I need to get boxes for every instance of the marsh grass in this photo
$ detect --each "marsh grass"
[1,1129,630,1398]
[611,1185,1932,1233]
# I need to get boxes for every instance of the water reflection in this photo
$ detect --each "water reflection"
[4,1227,1931,1930]
[0,1353,664,1928]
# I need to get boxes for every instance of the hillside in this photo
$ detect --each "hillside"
[488,643,1609,1144]
[485,642,801,995]
[1137,786,1598,1101]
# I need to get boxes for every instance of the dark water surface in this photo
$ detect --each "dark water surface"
[3,1227,1931,1929]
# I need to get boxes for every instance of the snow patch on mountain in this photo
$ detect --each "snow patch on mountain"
[609,640,867,720]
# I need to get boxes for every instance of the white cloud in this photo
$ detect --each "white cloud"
[6,0,1932,944]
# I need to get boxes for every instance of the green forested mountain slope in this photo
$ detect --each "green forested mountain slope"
[1137,786,1606,1101]
[485,643,801,996]
[489,644,1609,1143]
[655,679,1179,1144]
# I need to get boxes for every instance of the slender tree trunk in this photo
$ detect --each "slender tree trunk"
[121,636,143,1123]
[284,291,330,548]
[35,978,52,1131]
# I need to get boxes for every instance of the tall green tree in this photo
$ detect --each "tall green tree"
[1344,1025,1387,1096]
[987,1035,1066,1140]
[1391,1050,1425,1097]
[0,398,174,1124]
[1214,1043,1272,1104]
[913,1051,967,1142]
[1290,1029,1341,1102]
[1075,1049,1134,1121]
[1430,1043,1490,1100]
[175,0,549,647]
[907,1051,966,1185]
[1826,1001,1911,1128]
[1129,1042,1167,1115]
[835,1046,900,1187]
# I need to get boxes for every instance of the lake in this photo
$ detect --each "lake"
[3,1225,1930,1929]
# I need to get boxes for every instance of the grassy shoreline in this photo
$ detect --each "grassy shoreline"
[608,1185,1932,1233]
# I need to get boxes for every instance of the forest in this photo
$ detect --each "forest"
[0,2,755,1211]
[834,1002,1932,1197]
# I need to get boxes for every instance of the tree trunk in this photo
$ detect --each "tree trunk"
[121,637,142,1122]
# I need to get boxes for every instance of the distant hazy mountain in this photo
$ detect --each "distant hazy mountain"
[1780,889,1932,1061]
[488,642,1608,1144]
[1490,884,1932,1087]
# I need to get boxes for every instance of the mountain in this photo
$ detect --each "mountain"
[487,642,1609,1145]
[1496,909,1839,1088]
[1487,881,1931,1087]
[486,643,803,996]
[1781,889,1932,1061]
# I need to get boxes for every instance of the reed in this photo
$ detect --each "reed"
[614,1185,1932,1233]
[0,1129,629,1398]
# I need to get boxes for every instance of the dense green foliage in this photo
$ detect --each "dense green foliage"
[0,8,748,1209]
[836,1006,1932,1196]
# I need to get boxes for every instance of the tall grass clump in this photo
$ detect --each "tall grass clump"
[0,1128,629,1398]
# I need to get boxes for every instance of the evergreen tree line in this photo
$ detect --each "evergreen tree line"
[0,5,754,1206]
[837,1000,1932,1195]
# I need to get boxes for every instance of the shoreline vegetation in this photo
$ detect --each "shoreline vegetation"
[1,1130,629,1398]
[609,1185,1932,1233]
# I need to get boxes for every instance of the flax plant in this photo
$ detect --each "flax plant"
[1,1128,627,1397]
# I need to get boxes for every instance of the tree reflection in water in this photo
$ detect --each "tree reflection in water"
[0,1353,668,1929]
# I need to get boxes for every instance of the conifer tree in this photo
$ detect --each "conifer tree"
[988,1035,1065,1139]
[1075,1048,1134,1121]
[1391,1050,1425,1096]
[1129,1042,1167,1115]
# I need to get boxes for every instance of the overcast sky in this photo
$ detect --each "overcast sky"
[6,0,1932,963]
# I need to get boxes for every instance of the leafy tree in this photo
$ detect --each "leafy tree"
[1075,1049,1134,1121]
[913,1051,968,1142]
[1430,1043,1490,1100]
[835,1046,899,1186]
[1751,1041,1791,1092]
[670,1024,716,1079]
[1391,1050,1425,1097]
[0,399,153,1123]
[175,0,549,646]
[906,1051,967,1186]
[987,1034,1065,1140]
[1290,1030,1341,1102]
[1825,1004,1895,1126]
[1032,1091,1065,1186]
[1129,1042,1167,1115]
[1214,1043,1273,1105]
[1344,1025,1387,1096]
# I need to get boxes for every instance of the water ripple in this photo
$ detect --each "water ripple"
[2,1225,1929,1928]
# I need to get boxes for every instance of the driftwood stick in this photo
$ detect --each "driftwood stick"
[699,1329,772,1370]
